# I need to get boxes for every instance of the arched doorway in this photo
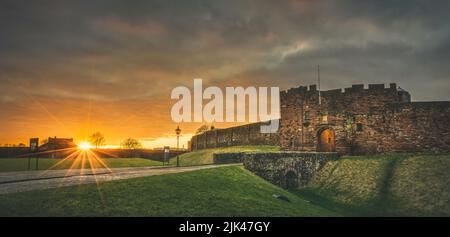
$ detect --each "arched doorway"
[285,170,298,189]
[317,127,336,152]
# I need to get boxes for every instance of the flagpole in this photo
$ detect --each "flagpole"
[318,65,321,105]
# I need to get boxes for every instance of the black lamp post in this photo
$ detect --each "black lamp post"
[175,125,181,167]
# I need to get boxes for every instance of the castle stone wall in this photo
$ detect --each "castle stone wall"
[279,83,450,154]
[376,102,450,152]
[189,83,450,154]
[280,83,410,154]
[190,121,279,150]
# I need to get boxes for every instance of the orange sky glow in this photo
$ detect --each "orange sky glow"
[1,1,449,147]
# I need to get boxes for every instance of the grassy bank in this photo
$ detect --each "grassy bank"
[297,152,450,216]
[169,145,280,166]
[0,158,163,172]
[0,166,336,217]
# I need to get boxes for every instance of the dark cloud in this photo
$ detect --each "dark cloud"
[0,0,449,144]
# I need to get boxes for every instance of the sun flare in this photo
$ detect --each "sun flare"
[78,141,92,151]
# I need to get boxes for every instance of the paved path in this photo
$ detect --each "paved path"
[0,164,238,195]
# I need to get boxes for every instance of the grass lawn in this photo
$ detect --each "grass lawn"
[0,166,337,217]
[169,145,280,166]
[0,145,278,172]
[296,152,450,216]
[0,149,447,217]
[0,157,163,172]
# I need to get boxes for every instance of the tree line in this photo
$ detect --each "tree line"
[88,132,142,149]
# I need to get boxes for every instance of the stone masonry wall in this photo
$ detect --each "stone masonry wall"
[279,83,410,154]
[243,152,340,189]
[212,152,245,164]
[190,121,279,150]
[279,83,450,154]
[375,102,450,152]
[190,83,450,154]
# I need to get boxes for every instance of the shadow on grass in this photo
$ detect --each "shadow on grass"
[289,152,449,217]
[290,188,377,216]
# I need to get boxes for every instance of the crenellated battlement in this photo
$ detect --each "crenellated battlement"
[279,81,450,155]
[283,83,399,95]
[281,82,410,103]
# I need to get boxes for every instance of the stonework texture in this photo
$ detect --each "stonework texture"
[280,83,450,154]
[243,152,340,189]
[213,152,245,164]
[189,83,450,155]
[189,121,279,150]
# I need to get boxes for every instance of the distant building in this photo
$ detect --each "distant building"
[39,137,76,151]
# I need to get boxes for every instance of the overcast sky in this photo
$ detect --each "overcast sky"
[1,0,449,146]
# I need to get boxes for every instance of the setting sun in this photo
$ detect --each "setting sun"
[78,141,92,151]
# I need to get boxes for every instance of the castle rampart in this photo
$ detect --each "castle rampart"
[190,121,279,150]
[280,83,449,154]
[189,83,449,155]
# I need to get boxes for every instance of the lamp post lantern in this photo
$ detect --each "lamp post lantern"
[175,125,181,167]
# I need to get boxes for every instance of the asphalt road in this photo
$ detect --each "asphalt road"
[0,164,237,195]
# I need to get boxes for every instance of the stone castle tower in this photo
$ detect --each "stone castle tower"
[279,83,450,154]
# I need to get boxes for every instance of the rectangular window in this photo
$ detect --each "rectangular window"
[356,123,363,132]
[304,111,310,121]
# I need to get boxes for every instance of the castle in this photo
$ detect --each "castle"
[190,83,450,155]
[280,83,450,154]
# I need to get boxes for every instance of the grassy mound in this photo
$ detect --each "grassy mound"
[0,166,336,217]
[170,145,279,166]
[0,158,162,172]
[298,152,450,216]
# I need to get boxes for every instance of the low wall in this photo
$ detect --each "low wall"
[212,152,245,164]
[0,148,185,161]
[91,149,185,161]
[243,152,339,189]
[0,147,30,158]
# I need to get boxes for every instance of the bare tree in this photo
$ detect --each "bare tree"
[121,138,142,149]
[195,125,209,134]
[89,132,106,149]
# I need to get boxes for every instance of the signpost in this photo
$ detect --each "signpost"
[163,146,170,166]
[28,138,39,170]
[175,126,181,167]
